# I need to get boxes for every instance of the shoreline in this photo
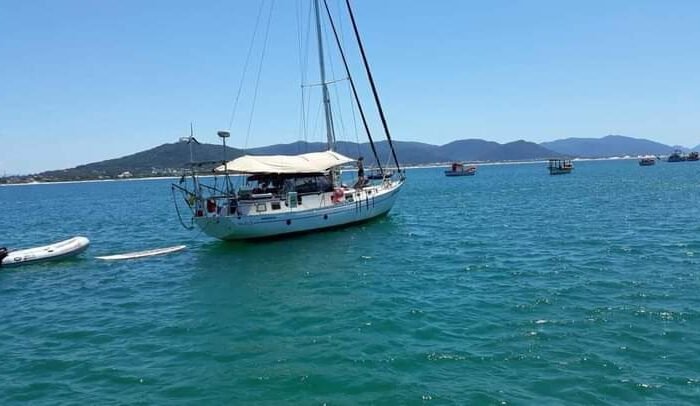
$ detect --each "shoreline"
[0,156,643,187]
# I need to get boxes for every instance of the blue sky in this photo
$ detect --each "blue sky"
[1,0,699,174]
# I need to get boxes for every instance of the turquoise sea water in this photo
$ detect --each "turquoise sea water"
[1,159,700,404]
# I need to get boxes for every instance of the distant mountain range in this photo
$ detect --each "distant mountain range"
[248,139,557,165]
[24,139,559,182]
[3,135,697,183]
[540,135,689,158]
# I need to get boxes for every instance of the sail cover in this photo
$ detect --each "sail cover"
[214,150,355,174]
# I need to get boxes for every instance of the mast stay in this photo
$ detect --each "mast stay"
[322,0,383,175]
[344,0,402,175]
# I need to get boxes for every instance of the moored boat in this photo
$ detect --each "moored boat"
[548,159,573,175]
[687,151,699,161]
[1,236,90,267]
[667,150,686,162]
[171,0,404,240]
[638,156,656,166]
[444,163,477,177]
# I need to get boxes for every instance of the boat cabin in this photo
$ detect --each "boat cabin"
[667,150,686,162]
[547,159,573,175]
[244,173,334,196]
[444,162,477,177]
[638,156,656,166]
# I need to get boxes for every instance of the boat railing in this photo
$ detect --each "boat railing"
[197,182,235,197]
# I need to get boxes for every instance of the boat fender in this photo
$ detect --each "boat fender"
[206,199,217,213]
[0,247,7,266]
[332,188,344,203]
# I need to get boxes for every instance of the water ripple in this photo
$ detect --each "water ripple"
[2,161,700,404]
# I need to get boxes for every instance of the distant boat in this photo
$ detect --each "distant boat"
[687,151,699,161]
[638,156,656,166]
[548,159,573,175]
[445,163,476,177]
[667,150,686,162]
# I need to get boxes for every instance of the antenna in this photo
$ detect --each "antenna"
[218,130,231,168]
[189,122,194,164]
[217,130,234,193]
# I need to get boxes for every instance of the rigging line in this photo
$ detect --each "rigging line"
[334,0,362,157]
[322,14,350,149]
[244,0,276,150]
[323,0,382,173]
[296,0,309,148]
[301,77,349,87]
[335,0,346,48]
[302,0,314,145]
[349,84,361,158]
[334,0,361,157]
[344,0,401,174]
[311,92,325,146]
[226,0,267,131]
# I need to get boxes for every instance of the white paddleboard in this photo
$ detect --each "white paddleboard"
[96,245,186,261]
[1,236,90,267]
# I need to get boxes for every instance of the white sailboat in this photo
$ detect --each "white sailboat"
[172,0,404,240]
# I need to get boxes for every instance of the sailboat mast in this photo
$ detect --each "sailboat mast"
[313,0,336,151]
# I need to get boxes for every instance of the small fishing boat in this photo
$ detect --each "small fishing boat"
[667,150,686,162]
[638,156,656,166]
[548,159,573,175]
[687,151,699,161]
[0,236,90,267]
[444,163,477,177]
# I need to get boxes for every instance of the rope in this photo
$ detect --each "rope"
[244,0,276,150]
[301,1,314,149]
[301,77,349,87]
[296,0,308,151]
[171,185,195,230]
[333,0,361,157]
[311,94,324,144]
[323,0,382,172]
[226,0,267,131]
[344,0,401,174]
[349,85,361,158]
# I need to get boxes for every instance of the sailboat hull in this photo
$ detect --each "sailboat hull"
[194,181,403,240]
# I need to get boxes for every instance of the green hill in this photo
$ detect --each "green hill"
[17,138,560,183]
[37,142,244,181]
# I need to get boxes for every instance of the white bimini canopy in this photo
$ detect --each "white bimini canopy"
[214,150,355,174]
